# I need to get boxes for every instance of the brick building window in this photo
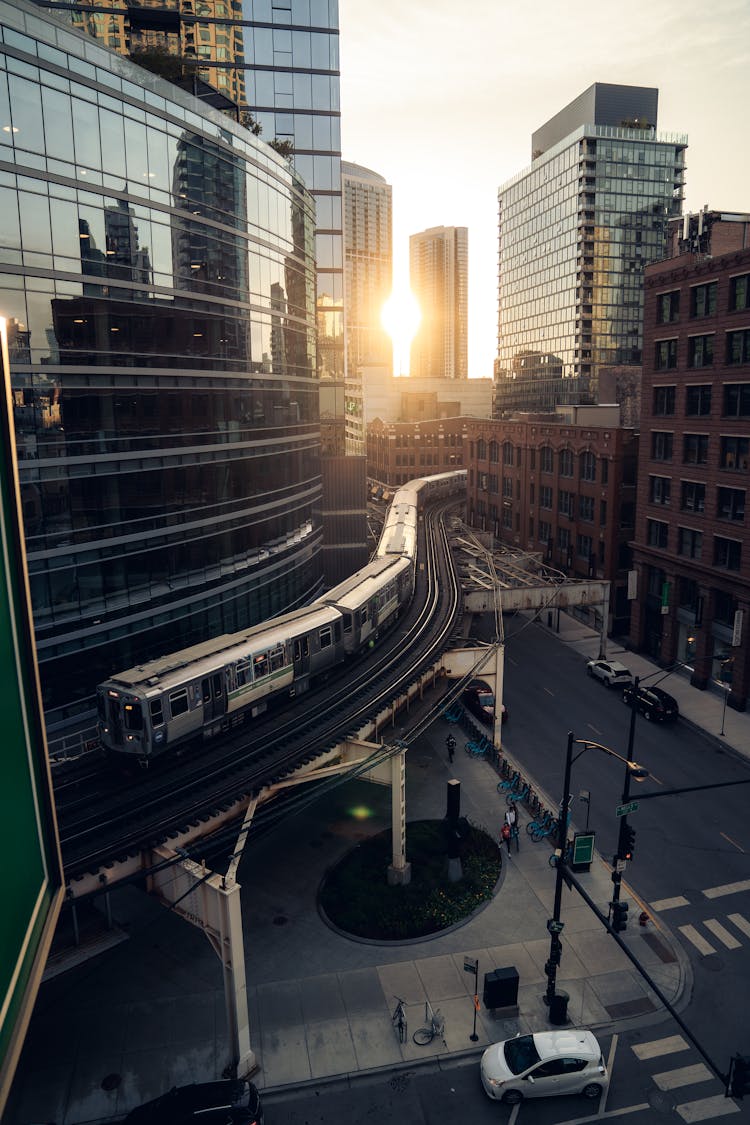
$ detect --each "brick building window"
[489,440,499,462]
[600,499,607,526]
[558,490,573,517]
[681,481,705,513]
[577,533,593,559]
[647,519,668,548]
[682,433,708,465]
[730,274,750,311]
[539,520,551,543]
[649,475,671,505]
[580,451,596,481]
[653,385,675,415]
[503,441,513,466]
[540,485,552,509]
[685,385,712,416]
[717,487,745,521]
[690,281,717,318]
[720,436,750,470]
[477,438,487,459]
[677,527,703,559]
[557,527,570,552]
[601,458,609,483]
[559,448,574,477]
[688,335,714,368]
[723,384,750,417]
[502,477,513,498]
[540,445,553,472]
[714,536,742,570]
[657,290,680,323]
[727,329,750,365]
[652,432,673,461]
[655,339,678,369]
[502,507,512,530]
[579,495,594,521]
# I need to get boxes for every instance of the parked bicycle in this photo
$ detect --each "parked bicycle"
[392,996,407,1043]
[465,735,491,758]
[528,814,560,842]
[412,1001,446,1046]
[496,770,521,797]
[506,779,531,806]
[526,808,557,837]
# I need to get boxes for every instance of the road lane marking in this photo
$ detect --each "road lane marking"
[704,918,741,949]
[544,687,554,696]
[632,1034,688,1059]
[677,1094,741,1121]
[720,832,744,853]
[703,878,750,898]
[649,896,690,912]
[586,723,602,736]
[653,1063,712,1089]
[727,913,750,938]
[558,1105,650,1124]
[678,925,715,955]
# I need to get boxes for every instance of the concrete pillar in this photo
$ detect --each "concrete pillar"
[387,746,411,885]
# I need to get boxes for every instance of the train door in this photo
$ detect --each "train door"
[201,670,226,722]
[293,633,310,677]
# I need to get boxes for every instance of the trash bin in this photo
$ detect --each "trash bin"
[549,990,569,1026]
[483,967,519,1009]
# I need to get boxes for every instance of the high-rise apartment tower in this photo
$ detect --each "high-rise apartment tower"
[409,226,468,379]
[495,83,686,413]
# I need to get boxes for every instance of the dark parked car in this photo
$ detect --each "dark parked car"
[462,680,508,725]
[124,1080,263,1125]
[622,683,679,722]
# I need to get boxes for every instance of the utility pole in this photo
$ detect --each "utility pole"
[612,676,639,913]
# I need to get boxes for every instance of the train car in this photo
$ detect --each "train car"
[412,469,468,502]
[97,602,343,761]
[319,554,413,654]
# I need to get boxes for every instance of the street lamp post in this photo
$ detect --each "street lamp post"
[543,730,649,1012]
[612,676,639,908]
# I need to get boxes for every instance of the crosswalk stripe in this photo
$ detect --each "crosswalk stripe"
[727,913,750,938]
[679,924,716,955]
[676,1094,741,1121]
[704,918,742,949]
[632,1035,688,1060]
[653,1063,713,1090]
[649,895,690,912]
[703,878,750,899]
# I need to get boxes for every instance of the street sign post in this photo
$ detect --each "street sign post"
[464,957,479,1041]
[571,832,595,871]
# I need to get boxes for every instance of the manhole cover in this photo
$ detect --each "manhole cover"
[272,915,288,926]
[101,1073,121,1091]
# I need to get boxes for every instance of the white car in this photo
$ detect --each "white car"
[480,1029,608,1105]
[586,659,633,688]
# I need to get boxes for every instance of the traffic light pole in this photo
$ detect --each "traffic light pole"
[612,676,639,911]
[544,730,574,1008]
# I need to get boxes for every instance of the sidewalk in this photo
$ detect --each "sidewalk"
[7,612,748,1123]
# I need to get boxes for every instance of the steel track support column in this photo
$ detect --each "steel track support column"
[387,745,411,885]
[216,878,255,1079]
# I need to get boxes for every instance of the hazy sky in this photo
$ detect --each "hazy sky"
[339,0,750,377]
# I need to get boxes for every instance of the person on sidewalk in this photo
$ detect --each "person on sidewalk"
[446,734,456,763]
[501,821,511,853]
[504,802,518,853]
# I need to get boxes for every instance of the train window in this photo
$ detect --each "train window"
[361,604,369,624]
[124,703,143,730]
[150,698,164,725]
[212,673,223,698]
[169,689,189,717]
[236,659,250,687]
[293,639,301,661]
[254,654,268,678]
[334,620,341,641]
[342,613,352,634]
[319,626,332,649]
[270,648,284,671]
[202,678,211,704]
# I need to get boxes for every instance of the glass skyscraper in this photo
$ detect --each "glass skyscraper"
[36,0,344,381]
[496,83,686,412]
[409,225,468,380]
[0,0,321,742]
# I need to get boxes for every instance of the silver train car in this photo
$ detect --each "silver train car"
[97,470,465,761]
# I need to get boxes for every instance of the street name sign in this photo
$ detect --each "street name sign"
[616,800,639,817]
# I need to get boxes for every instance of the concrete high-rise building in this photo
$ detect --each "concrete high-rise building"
[1,0,321,748]
[342,161,392,454]
[35,0,344,382]
[495,82,686,414]
[409,226,468,379]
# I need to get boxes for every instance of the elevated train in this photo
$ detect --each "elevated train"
[97,470,466,761]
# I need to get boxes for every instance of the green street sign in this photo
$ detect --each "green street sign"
[616,801,639,817]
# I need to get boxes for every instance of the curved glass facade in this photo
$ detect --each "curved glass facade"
[0,1,322,731]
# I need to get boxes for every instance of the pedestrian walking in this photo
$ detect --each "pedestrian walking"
[504,802,519,853]
[501,821,511,853]
[446,734,456,764]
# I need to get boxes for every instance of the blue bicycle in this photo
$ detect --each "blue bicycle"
[497,770,521,796]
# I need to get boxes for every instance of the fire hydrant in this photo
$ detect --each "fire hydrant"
[639,911,650,927]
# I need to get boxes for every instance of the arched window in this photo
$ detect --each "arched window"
[540,446,553,472]
[489,440,499,463]
[477,438,487,460]
[559,448,574,477]
[580,451,596,482]
[503,441,513,466]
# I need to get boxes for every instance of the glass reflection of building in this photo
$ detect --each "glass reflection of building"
[496,83,686,414]
[1,0,321,741]
[37,0,344,383]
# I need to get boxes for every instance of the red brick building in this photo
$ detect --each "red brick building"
[366,416,468,487]
[630,234,750,711]
[466,410,637,634]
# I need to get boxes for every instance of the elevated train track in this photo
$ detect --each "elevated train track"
[55,494,464,898]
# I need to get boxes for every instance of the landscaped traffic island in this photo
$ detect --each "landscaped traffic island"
[319,819,502,941]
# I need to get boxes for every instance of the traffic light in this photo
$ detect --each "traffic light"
[618,819,636,861]
[611,900,629,933]
[730,1054,750,1099]
[549,935,563,966]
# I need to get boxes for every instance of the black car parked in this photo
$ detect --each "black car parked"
[622,683,679,722]
[124,1080,263,1125]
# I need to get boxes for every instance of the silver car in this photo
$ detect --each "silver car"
[586,659,633,688]
[480,1029,608,1105]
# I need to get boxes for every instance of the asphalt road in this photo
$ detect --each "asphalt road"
[498,614,750,1088]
